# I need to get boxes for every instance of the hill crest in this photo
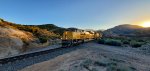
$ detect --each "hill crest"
[103,24,150,37]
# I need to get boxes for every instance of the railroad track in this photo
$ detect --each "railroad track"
[0,40,95,65]
[0,46,64,65]
[0,42,95,71]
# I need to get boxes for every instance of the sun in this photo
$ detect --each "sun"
[141,22,150,27]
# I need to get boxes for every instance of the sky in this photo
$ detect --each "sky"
[0,0,150,30]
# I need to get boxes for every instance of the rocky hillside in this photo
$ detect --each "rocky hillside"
[0,18,60,58]
[0,19,33,58]
[103,24,150,37]
[29,24,67,36]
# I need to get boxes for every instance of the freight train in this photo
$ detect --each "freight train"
[62,29,102,47]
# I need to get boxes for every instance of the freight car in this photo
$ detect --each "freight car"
[62,30,102,47]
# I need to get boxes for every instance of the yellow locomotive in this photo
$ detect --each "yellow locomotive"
[62,30,102,47]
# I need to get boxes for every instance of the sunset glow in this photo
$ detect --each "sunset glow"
[141,22,150,27]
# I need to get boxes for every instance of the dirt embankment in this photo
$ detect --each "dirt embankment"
[0,26,61,59]
[0,27,35,58]
[21,43,150,71]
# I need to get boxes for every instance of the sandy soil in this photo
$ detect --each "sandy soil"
[20,42,150,71]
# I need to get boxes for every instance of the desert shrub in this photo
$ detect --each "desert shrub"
[107,65,135,71]
[98,39,105,44]
[105,39,122,46]
[39,37,48,43]
[82,59,93,66]
[138,39,145,42]
[130,41,143,48]
[94,61,107,67]
[122,40,130,44]
[107,62,136,71]
[98,38,122,46]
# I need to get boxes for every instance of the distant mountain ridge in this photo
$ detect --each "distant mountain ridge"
[27,24,66,35]
[103,24,150,37]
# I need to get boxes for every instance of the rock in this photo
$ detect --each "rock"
[0,27,34,58]
[0,36,23,58]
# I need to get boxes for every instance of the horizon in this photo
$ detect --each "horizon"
[0,0,150,30]
[1,17,150,31]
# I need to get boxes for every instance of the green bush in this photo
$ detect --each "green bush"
[98,39,105,44]
[138,39,145,42]
[122,40,130,44]
[39,37,48,43]
[105,39,122,46]
[98,38,122,46]
[130,41,143,48]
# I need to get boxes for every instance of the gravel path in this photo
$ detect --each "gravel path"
[81,43,150,71]
[84,43,150,64]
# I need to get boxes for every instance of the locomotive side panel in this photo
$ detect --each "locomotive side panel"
[62,31,102,47]
[62,31,81,40]
[94,32,102,39]
[62,31,82,47]
[72,32,81,40]
[62,31,72,40]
